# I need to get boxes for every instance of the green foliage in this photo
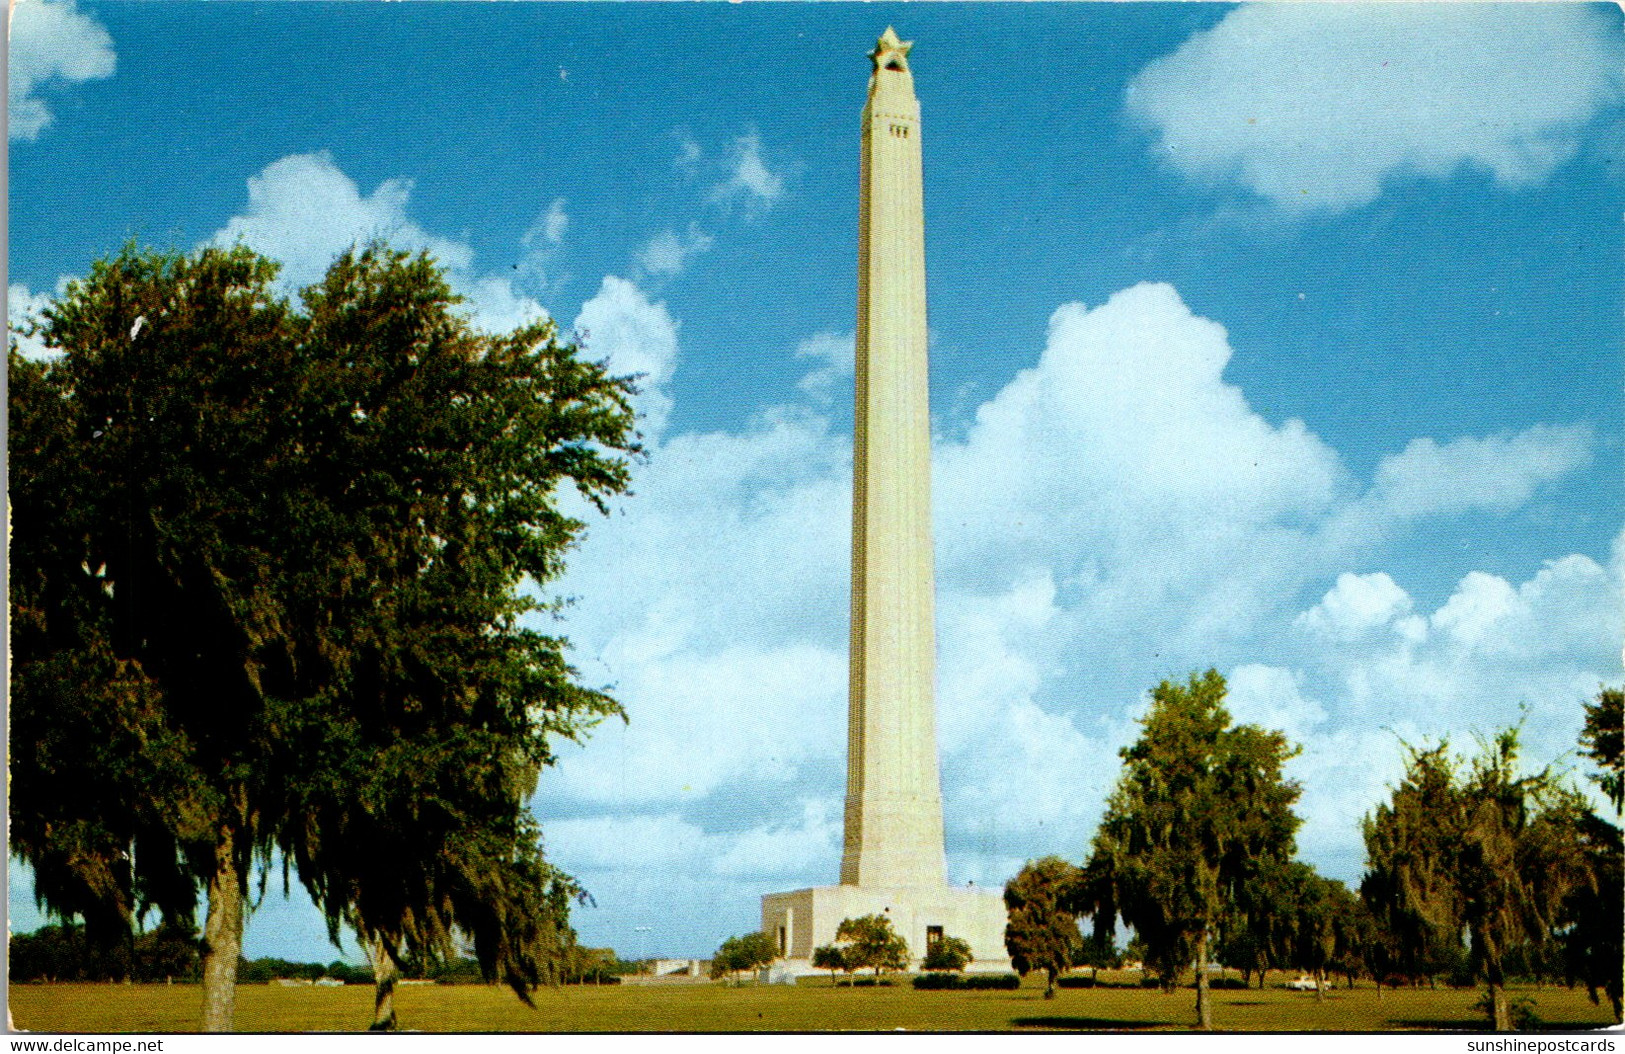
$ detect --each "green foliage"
[921,935,973,972]
[1361,727,1609,1029]
[1071,933,1119,972]
[835,914,910,977]
[8,922,202,983]
[233,959,373,985]
[1082,670,1302,1026]
[812,942,848,980]
[1004,857,1082,997]
[1360,743,1466,986]
[911,972,1020,990]
[922,935,972,973]
[1581,688,1623,815]
[710,932,778,982]
[1558,692,1624,1021]
[8,243,639,1027]
[1273,865,1347,988]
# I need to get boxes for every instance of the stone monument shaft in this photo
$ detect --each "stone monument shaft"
[841,26,948,890]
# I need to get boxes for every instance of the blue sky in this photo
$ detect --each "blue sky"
[10,2,1623,963]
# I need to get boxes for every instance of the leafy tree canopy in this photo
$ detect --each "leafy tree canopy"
[8,243,639,1030]
[1082,670,1301,1028]
[1004,856,1082,998]
[835,914,910,978]
[921,934,973,973]
[710,932,778,982]
[1362,727,1614,1030]
[1581,687,1623,815]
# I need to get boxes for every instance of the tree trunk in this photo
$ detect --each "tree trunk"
[369,935,400,1032]
[1314,969,1324,1002]
[1045,969,1057,1000]
[1195,931,1213,1031]
[199,831,243,1033]
[1489,983,1511,1031]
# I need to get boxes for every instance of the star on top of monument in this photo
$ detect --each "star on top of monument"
[870,26,912,73]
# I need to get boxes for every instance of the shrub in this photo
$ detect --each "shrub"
[912,972,1021,991]
[912,973,961,990]
[1207,976,1249,990]
[921,936,973,972]
[1056,975,1096,989]
[960,973,1021,990]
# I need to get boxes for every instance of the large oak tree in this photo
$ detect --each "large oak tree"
[1081,670,1301,1030]
[9,244,639,1031]
[1361,724,1616,1030]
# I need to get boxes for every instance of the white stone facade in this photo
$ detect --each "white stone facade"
[759,29,1010,976]
[762,884,1008,972]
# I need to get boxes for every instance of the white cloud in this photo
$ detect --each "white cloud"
[8,0,116,140]
[1225,664,1328,739]
[935,282,1348,654]
[709,133,785,214]
[514,198,570,293]
[1297,572,1414,639]
[1281,544,1625,868]
[1128,4,1625,211]
[712,799,842,880]
[529,276,1614,952]
[571,276,680,442]
[793,332,854,403]
[1364,427,1594,522]
[534,197,570,247]
[211,152,545,334]
[634,224,714,279]
[8,281,71,360]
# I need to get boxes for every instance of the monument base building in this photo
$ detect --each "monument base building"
[762,885,1008,978]
[758,28,1010,980]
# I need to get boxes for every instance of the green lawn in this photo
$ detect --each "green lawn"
[10,978,1618,1034]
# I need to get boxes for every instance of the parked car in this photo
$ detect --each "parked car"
[1286,974,1319,991]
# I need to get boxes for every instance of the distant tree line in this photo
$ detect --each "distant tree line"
[1002,675,1623,1032]
[8,923,636,989]
[10,923,202,984]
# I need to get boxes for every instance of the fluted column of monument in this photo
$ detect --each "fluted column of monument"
[840,26,948,891]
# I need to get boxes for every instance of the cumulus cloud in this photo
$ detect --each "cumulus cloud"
[9,0,116,140]
[709,133,785,214]
[1363,427,1595,522]
[210,152,545,333]
[1128,4,1625,211]
[571,277,680,442]
[1284,544,1624,860]
[531,278,1614,953]
[936,282,1347,657]
[634,224,714,279]
[1224,664,1329,744]
[1296,572,1416,640]
[8,281,70,360]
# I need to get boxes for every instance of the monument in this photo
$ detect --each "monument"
[761,28,1009,974]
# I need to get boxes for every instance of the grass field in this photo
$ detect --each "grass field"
[10,977,1620,1034]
